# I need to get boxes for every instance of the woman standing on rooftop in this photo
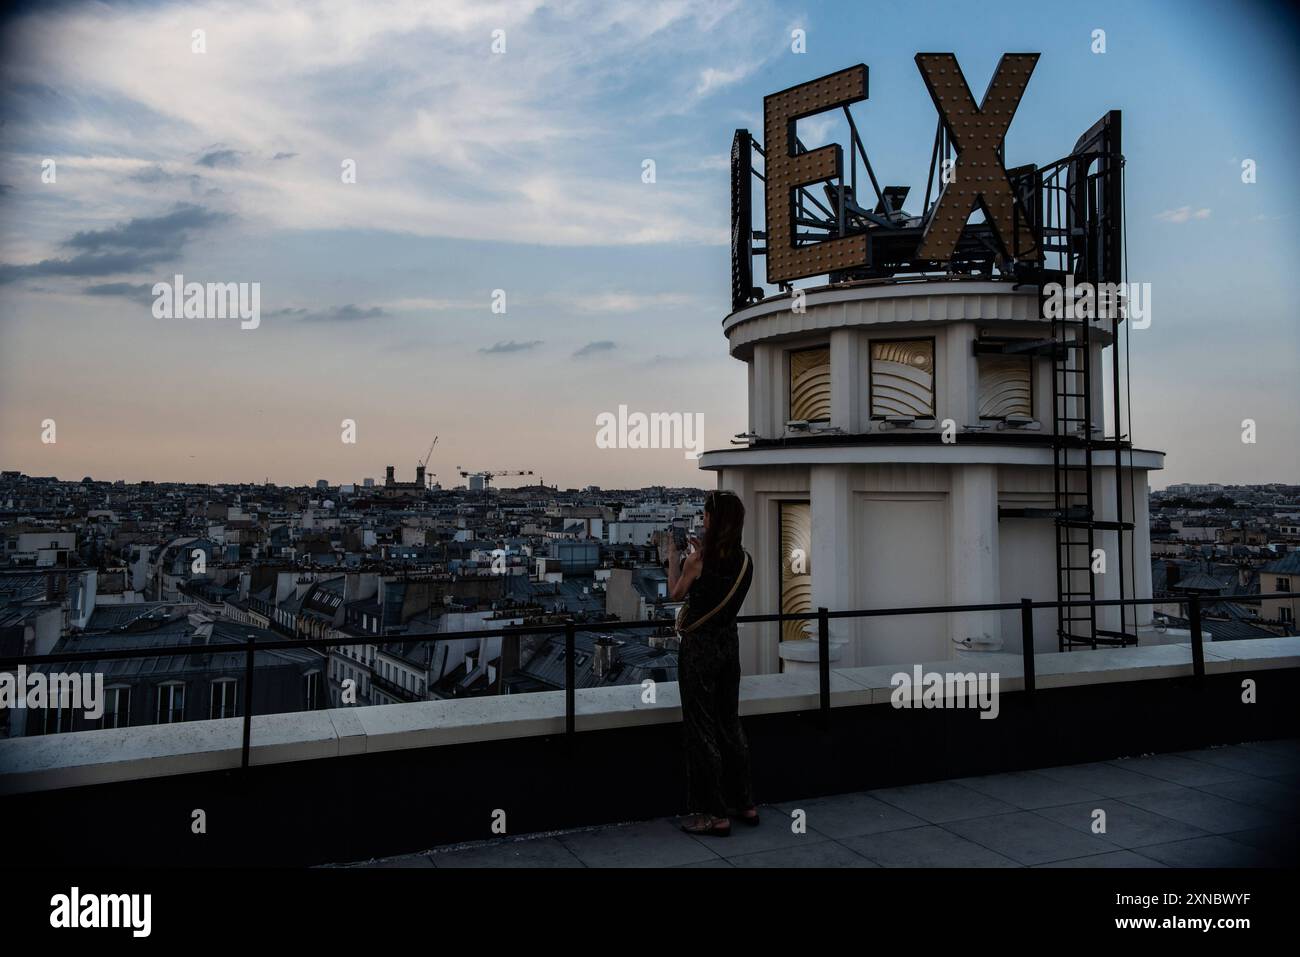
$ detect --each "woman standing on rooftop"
[667,488,757,837]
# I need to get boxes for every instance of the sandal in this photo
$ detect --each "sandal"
[680,813,731,837]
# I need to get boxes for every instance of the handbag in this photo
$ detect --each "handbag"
[675,550,751,638]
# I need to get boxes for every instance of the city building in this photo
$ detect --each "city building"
[699,70,1161,673]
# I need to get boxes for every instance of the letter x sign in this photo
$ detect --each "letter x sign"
[914,52,1040,262]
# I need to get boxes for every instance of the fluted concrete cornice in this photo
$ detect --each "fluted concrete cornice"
[699,444,1165,471]
[722,280,1116,358]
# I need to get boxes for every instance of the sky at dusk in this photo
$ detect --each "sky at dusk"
[0,0,1297,489]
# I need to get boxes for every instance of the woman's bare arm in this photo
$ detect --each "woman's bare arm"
[668,536,703,602]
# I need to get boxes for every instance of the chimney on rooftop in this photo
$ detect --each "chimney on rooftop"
[592,635,620,679]
[44,571,70,602]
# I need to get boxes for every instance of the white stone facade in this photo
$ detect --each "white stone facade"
[698,281,1163,674]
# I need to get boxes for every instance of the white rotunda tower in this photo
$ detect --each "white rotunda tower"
[697,55,1163,676]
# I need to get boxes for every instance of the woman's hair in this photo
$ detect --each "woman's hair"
[701,489,745,569]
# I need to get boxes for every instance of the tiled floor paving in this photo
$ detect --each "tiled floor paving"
[339,738,1300,868]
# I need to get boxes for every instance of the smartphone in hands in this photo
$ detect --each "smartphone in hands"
[671,525,688,553]
[655,526,689,567]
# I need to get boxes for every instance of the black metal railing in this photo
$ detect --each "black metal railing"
[1,592,1295,770]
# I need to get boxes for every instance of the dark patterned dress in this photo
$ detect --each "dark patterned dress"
[678,549,755,818]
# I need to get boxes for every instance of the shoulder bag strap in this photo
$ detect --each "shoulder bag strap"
[679,551,751,636]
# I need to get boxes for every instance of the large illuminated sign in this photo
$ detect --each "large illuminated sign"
[913,53,1039,263]
[758,52,1041,286]
[762,65,870,285]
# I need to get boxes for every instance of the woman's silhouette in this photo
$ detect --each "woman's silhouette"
[667,489,756,837]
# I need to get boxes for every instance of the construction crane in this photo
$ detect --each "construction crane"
[418,436,438,487]
[455,467,534,490]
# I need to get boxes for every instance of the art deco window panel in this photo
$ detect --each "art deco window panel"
[788,347,831,422]
[978,355,1033,419]
[870,339,935,418]
[779,502,812,644]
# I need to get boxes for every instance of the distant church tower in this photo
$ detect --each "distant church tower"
[698,56,1163,675]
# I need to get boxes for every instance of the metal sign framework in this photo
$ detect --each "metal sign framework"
[730,52,1123,308]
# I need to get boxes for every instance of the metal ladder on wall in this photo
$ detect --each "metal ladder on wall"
[992,114,1137,652]
[1043,124,1136,652]
[1045,271,1101,650]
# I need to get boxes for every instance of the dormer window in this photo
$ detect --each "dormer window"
[209,678,238,719]
[157,682,186,724]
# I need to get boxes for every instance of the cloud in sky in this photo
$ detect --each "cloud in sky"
[694,64,754,98]
[568,291,703,313]
[379,297,479,312]
[1154,206,1212,223]
[129,165,201,187]
[0,202,229,283]
[195,148,242,169]
[262,304,388,322]
[302,304,387,322]
[481,339,543,354]
[0,0,770,250]
[82,281,155,301]
[62,203,227,253]
[573,339,616,357]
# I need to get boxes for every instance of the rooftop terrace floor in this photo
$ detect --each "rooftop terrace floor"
[335,738,1300,869]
